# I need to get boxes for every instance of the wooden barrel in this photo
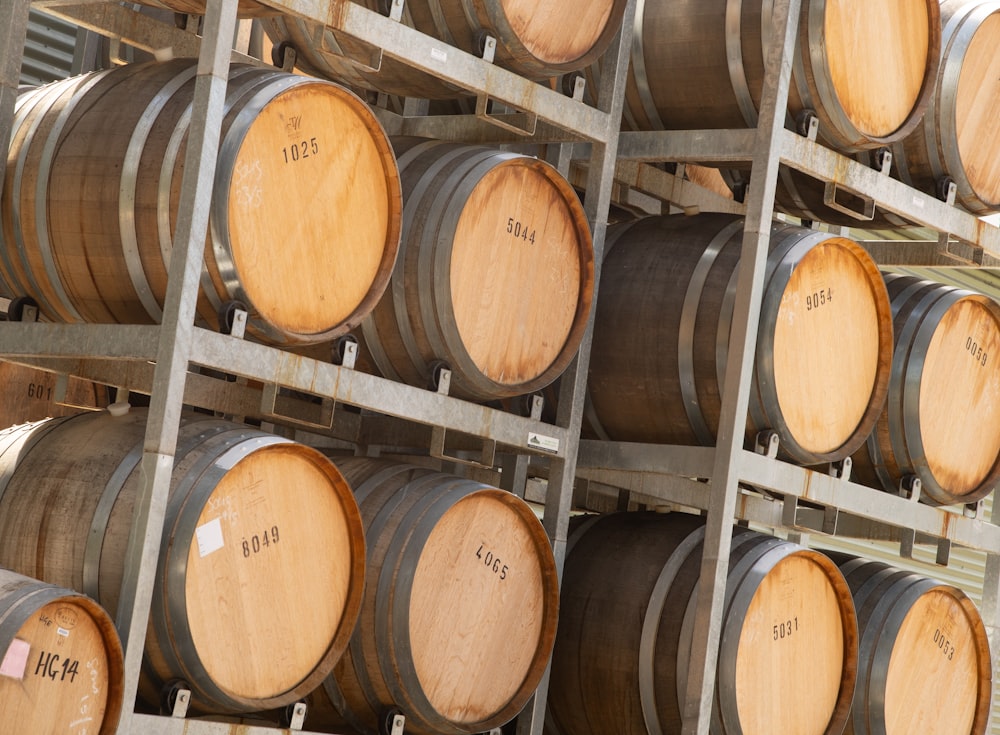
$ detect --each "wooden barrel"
[598,0,940,152]
[262,0,627,99]
[0,361,109,429]
[852,275,1000,505]
[585,213,894,465]
[548,512,858,735]
[889,0,1000,219]
[828,554,991,735]
[0,408,366,714]
[357,138,594,401]
[0,568,124,735]
[0,59,401,346]
[764,0,1000,227]
[304,458,559,735]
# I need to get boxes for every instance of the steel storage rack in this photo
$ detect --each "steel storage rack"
[2,2,1000,735]
[0,0,637,733]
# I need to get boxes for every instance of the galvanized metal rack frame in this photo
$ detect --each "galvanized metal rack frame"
[3,1,1000,734]
[0,0,636,733]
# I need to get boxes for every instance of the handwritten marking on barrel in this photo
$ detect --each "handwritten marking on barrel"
[34,650,80,683]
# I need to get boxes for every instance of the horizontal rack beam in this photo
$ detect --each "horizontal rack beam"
[130,714,332,735]
[247,0,614,142]
[576,442,1000,554]
[615,129,1000,257]
[0,323,567,456]
[35,1,265,65]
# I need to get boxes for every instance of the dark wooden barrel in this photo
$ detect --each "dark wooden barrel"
[1,59,401,346]
[304,458,559,735]
[828,554,991,735]
[357,138,594,401]
[852,274,1000,505]
[0,361,109,429]
[262,0,627,99]
[585,213,894,465]
[593,0,940,152]
[0,568,125,735]
[548,512,858,735]
[0,409,366,714]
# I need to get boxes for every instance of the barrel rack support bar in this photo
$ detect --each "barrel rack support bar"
[679,0,801,732]
[515,0,637,732]
[0,0,31,189]
[252,0,614,143]
[112,3,240,733]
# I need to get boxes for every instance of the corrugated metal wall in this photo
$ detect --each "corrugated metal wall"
[20,8,81,86]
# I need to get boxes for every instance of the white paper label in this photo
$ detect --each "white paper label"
[527,433,560,454]
[56,627,70,638]
[0,639,30,680]
[196,518,225,558]
[430,47,448,62]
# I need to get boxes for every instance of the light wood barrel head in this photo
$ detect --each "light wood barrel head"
[450,160,589,387]
[734,554,846,735]
[883,589,984,734]
[183,444,360,700]
[1,598,120,734]
[918,297,1000,496]
[227,81,398,338]
[501,0,616,66]
[773,238,883,454]
[824,0,930,137]
[408,490,555,725]
[956,11,1000,206]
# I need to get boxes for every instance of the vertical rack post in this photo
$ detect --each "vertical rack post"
[112,2,240,731]
[517,2,637,733]
[678,0,801,732]
[0,0,31,186]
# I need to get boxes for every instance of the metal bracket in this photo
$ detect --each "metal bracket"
[820,147,891,222]
[386,0,405,21]
[823,180,876,221]
[570,74,587,101]
[260,383,336,430]
[475,93,539,136]
[899,527,917,559]
[528,394,544,420]
[795,110,819,141]
[334,336,359,370]
[828,456,852,482]
[430,425,498,469]
[171,689,190,718]
[936,537,952,567]
[898,475,922,503]
[964,498,984,519]
[287,701,307,730]
[381,711,405,735]
[7,295,39,322]
[754,430,780,459]
[312,23,384,73]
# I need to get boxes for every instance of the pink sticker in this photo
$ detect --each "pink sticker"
[0,639,30,680]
